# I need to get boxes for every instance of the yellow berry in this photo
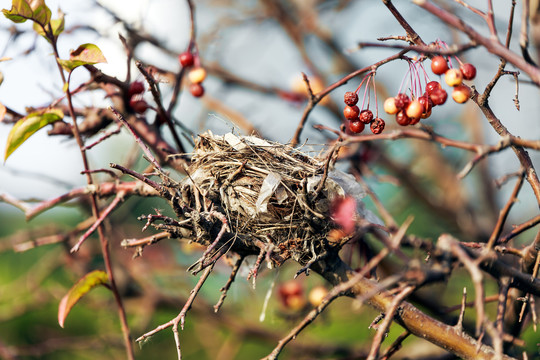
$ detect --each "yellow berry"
[452,85,471,103]
[445,68,463,87]
[188,67,207,84]
[308,285,328,307]
[384,97,398,114]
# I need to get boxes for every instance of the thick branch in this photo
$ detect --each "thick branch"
[311,255,514,360]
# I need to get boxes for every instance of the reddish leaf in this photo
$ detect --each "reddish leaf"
[57,43,107,72]
[58,270,109,328]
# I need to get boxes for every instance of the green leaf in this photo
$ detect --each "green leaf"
[30,0,51,26]
[2,0,33,23]
[2,0,51,26]
[33,8,64,41]
[58,270,109,328]
[57,43,107,72]
[4,108,63,162]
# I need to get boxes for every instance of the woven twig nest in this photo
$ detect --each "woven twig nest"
[163,132,368,273]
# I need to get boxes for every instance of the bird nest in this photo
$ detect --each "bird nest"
[159,132,365,274]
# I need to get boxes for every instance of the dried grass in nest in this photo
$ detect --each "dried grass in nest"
[175,131,356,270]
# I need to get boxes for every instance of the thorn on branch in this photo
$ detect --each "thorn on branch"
[455,287,467,332]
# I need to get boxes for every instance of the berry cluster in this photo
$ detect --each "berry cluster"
[128,80,149,114]
[342,48,477,133]
[342,73,385,135]
[430,55,475,104]
[277,280,329,312]
[179,50,206,98]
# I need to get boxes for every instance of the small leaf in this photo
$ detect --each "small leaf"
[58,270,109,328]
[2,0,33,23]
[57,43,107,72]
[2,0,51,26]
[4,108,63,161]
[30,0,51,26]
[33,8,64,42]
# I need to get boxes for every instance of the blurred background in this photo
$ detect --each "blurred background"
[1,0,539,359]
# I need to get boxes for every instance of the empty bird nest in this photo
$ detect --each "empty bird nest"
[136,131,369,276]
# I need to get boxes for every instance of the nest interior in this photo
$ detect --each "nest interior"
[163,132,350,271]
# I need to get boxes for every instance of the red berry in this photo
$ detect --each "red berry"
[429,88,448,106]
[394,93,410,110]
[460,63,477,80]
[370,118,385,134]
[128,81,145,97]
[129,97,149,114]
[349,120,365,134]
[421,108,432,119]
[395,110,411,126]
[409,115,421,125]
[359,109,373,124]
[431,56,449,75]
[189,83,205,97]
[278,281,306,310]
[179,51,194,67]
[425,81,442,95]
[452,84,471,103]
[279,280,303,297]
[418,95,433,115]
[343,105,360,120]
[384,97,398,114]
[344,91,359,106]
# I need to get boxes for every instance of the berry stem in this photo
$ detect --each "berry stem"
[373,75,379,118]
[418,61,431,84]
[413,60,423,97]
[360,73,373,110]
[453,55,464,67]
[398,63,411,94]
[355,71,374,94]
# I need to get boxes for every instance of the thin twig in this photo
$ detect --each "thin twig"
[134,61,185,153]
[438,234,485,336]
[379,330,411,360]
[136,263,215,359]
[486,170,525,249]
[366,286,415,360]
[499,213,540,244]
[214,256,244,313]
[71,190,127,253]
[109,107,162,170]
[81,123,122,151]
